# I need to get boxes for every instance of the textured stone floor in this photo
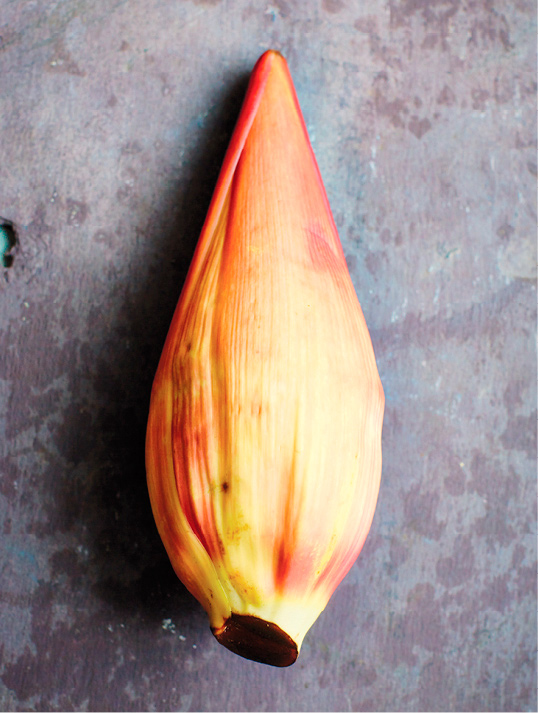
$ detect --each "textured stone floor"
[0,1,536,711]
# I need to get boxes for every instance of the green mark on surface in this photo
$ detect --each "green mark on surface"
[0,221,17,268]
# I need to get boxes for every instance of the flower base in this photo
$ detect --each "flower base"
[212,613,298,667]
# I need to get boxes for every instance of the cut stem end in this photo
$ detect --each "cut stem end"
[212,613,298,667]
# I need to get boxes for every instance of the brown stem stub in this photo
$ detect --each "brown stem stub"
[212,613,298,667]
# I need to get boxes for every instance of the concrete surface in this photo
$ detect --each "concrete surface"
[0,1,536,711]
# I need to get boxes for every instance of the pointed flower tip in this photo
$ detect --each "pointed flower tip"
[196,48,306,254]
[248,49,293,99]
[253,49,286,70]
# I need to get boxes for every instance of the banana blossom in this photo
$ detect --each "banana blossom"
[146,50,384,667]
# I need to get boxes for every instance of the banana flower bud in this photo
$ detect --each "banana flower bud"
[146,50,384,667]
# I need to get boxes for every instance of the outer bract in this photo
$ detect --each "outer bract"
[146,50,384,667]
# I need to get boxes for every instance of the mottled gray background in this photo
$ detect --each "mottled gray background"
[0,1,536,711]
